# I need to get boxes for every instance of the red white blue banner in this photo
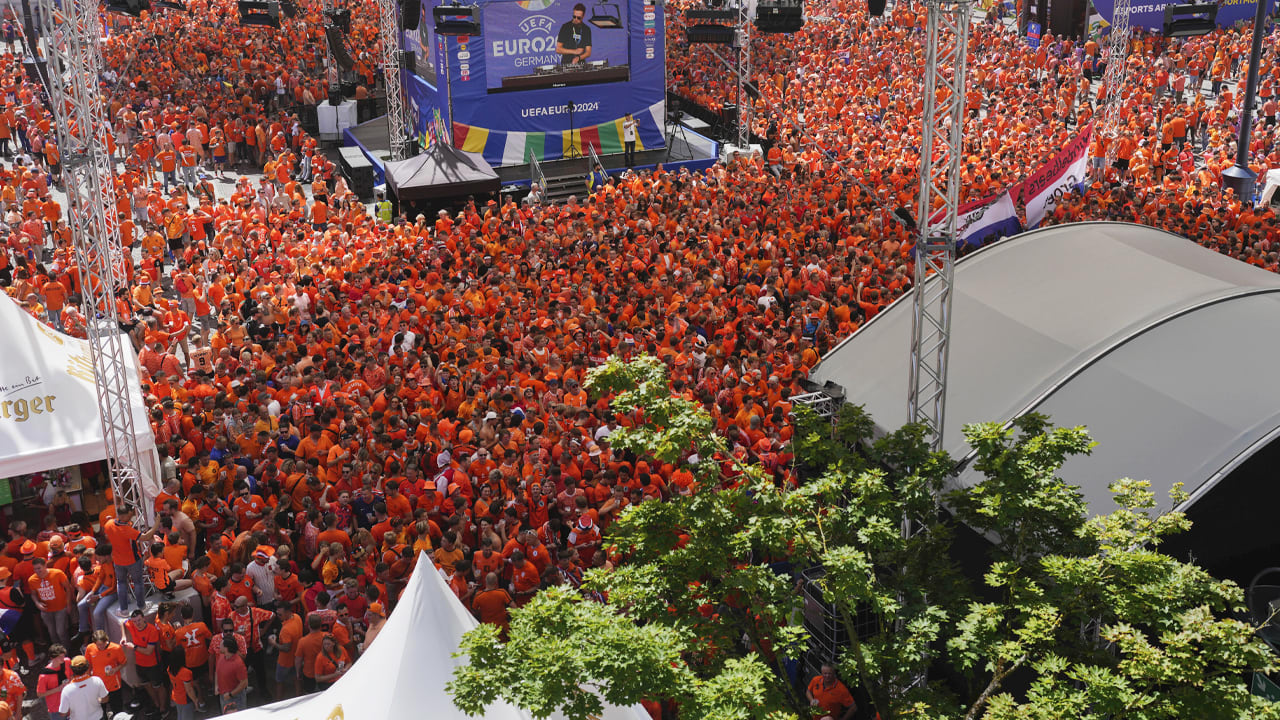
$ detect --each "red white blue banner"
[958,190,1021,247]
[1022,124,1092,228]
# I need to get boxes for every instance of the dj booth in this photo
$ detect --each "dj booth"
[499,62,630,91]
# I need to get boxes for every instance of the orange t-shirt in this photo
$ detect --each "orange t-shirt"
[175,622,212,668]
[471,588,512,627]
[103,519,141,566]
[27,569,69,611]
[276,614,303,668]
[42,281,67,311]
[86,642,127,692]
[168,667,193,704]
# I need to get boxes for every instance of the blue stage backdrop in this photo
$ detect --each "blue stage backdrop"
[427,0,666,167]
[1090,0,1273,32]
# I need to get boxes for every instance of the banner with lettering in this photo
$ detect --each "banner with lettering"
[1090,0,1273,33]
[0,292,158,482]
[1022,124,1092,228]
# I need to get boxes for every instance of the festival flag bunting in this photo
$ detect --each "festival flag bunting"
[451,99,665,166]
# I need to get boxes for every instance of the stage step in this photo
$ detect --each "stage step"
[542,173,587,203]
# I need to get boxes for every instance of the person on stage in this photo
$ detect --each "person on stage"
[556,3,593,65]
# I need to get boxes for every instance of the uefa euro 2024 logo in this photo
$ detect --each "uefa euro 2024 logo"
[516,0,555,9]
[517,16,556,36]
[489,14,557,58]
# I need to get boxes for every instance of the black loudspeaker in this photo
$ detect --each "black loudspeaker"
[21,59,46,87]
[325,8,352,32]
[238,0,281,27]
[325,24,356,69]
[721,103,738,135]
[868,0,886,15]
[399,50,415,70]
[1162,3,1216,37]
[754,1,803,32]
[686,23,736,44]
[106,0,150,16]
[403,0,421,31]
[340,151,376,200]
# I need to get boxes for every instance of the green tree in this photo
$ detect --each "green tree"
[448,355,1280,720]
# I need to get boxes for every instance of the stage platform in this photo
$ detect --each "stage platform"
[343,115,720,201]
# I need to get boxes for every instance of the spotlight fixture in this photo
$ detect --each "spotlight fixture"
[588,0,623,28]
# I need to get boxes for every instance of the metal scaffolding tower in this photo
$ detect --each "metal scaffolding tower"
[1100,0,1130,166]
[35,0,146,514]
[734,1,752,150]
[908,0,973,450]
[377,0,410,160]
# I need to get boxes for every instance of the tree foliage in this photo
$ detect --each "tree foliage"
[448,355,1280,720]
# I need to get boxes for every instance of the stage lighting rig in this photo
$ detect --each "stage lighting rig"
[434,2,481,35]
[589,0,623,28]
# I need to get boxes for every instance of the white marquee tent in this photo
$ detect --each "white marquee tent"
[219,554,653,720]
[0,291,161,503]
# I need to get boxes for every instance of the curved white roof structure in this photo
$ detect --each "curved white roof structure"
[809,222,1280,516]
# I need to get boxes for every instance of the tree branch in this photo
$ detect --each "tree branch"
[962,654,1026,720]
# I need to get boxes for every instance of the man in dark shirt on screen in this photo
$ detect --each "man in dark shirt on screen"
[556,3,592,64]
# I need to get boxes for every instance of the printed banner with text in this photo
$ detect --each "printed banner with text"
[1022,124,1092,228]
[1089,0,1273,32]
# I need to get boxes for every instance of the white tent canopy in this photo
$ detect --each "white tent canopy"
[809,222,1280,517]
[220,554,652,720]
[0,291,161,501]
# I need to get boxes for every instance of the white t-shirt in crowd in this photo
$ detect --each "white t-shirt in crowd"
[59,676,108,720]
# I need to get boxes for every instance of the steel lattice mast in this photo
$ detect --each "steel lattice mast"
[1100,0,1129,166]
[909,0,972,450]
[378,0,410,160]
[735,0,751,150]
[35,0,146,514]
